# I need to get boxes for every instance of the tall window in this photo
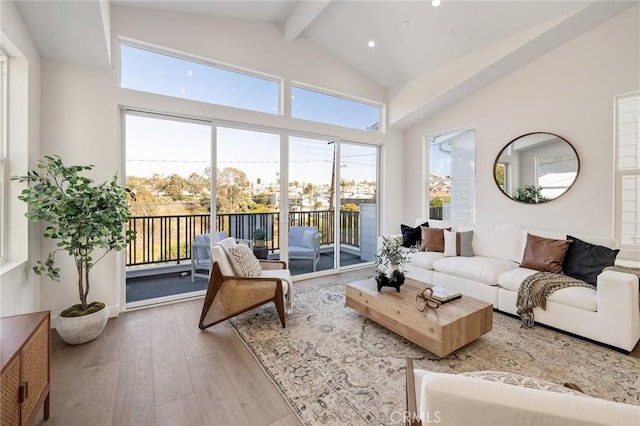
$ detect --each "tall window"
[0,52,7,264]
[120,45,280,115]
[616,93,640,251]
[428,129,475,222]
[291,85,382,131]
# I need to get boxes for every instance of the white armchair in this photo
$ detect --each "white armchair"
[288,226,320,272]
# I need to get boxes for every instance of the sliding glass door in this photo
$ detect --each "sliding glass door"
[215,126,282,261]
[124,111,212,306]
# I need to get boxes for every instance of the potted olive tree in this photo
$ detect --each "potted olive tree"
[13,155,135,345]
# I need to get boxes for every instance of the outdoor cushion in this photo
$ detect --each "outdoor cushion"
[433,256,518,285]
[302,229,317,248]
[194,233,212,260]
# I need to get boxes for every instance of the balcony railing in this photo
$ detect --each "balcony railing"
[126,210,361,267]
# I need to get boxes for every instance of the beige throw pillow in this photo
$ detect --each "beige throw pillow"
[228,245,262,277]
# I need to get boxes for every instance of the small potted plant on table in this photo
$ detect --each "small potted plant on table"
[13,155,136,345]
[253,228,268,259]
[375,236,416,292]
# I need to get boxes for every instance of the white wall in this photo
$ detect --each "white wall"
[0,0,42,317]
[405,6,639,244]
[38,5,404,317]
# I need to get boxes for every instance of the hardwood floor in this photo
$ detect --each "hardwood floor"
[36,267,374,426]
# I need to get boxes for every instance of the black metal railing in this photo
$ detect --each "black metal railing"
[126,210,361,267]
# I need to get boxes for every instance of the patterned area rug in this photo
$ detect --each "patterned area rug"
[229,280,640,425]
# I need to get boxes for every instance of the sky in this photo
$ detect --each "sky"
[123,45,378,185]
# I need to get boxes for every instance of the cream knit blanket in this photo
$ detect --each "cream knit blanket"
[517,271,595,328]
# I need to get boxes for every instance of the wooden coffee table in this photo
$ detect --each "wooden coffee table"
[345,278,492,357]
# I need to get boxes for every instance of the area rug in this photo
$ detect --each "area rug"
[229,280,640,425]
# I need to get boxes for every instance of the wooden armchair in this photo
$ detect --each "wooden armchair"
[199,240,292,330]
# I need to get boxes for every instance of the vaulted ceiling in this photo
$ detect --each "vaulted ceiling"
[13,0,637,127]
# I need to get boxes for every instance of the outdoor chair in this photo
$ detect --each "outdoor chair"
[190,231,227,282]
[199,238,293,329]
[288,226,320,272]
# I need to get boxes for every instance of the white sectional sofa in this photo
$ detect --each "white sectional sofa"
[382,219,640,352]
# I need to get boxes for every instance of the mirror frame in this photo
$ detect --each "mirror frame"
[493,132,580,204]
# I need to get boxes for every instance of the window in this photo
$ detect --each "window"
[0,52,7,264]
[291,85,381,131]
[615,93,640,250]
[120,44,280,115]
[428,130,475,222]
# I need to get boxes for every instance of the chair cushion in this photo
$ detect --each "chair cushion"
[228,245,262,277]
[302,229,317,249]
[289,246,316,256]
[194,234,211,260]
[260,269,291,295]
[433,256,518,285]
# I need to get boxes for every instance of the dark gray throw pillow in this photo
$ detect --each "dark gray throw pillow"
[401,222,428,248]
[563,235,619,286]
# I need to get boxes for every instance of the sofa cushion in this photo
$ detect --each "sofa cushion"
[401,221,428,248]
[457,223,523,263]
[433,256,518,285]
[563,235,619,286]
[421,226,450,252]
[409,250,445,270]
[443,230,474,257]
[520,233,571,273]
[498,268,597,312]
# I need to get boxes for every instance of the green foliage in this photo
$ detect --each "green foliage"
[515,185,549,204]
[375,236,416,274]
[12,155,136,312]
[430,197,449,208]
[253,228,266,241]
[340,203,360,212]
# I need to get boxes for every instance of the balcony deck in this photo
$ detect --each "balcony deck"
[126,250,362,303]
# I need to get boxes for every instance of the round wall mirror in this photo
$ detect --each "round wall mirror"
[494,132,579,204]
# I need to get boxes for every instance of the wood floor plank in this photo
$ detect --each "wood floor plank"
[155,394,203,426]
[151,306,194,406]
[113,346,156,426]
[267,414,302,426]
[44,361,118,426]
[172,299,221,360]
[82,314,124,367]
[121,308,152,354]
[188,352,252,426]
[216,327,293,425]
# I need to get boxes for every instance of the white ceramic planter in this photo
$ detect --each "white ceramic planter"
[56,305,109,345]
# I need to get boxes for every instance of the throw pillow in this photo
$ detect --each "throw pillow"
[421,227,451,252]
[563,235,620,286]
[444,230,474,257]
[228,245,262,277]
[301,229,317,249]
[520,233,572,274]
[401,222,428,248]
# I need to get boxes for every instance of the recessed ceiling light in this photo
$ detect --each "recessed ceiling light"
[401,20,410,27]
[367,40,376,48]
[432,0,442,7]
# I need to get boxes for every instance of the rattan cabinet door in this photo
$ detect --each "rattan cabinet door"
[20,319,50,425]
[0,355,21,426]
